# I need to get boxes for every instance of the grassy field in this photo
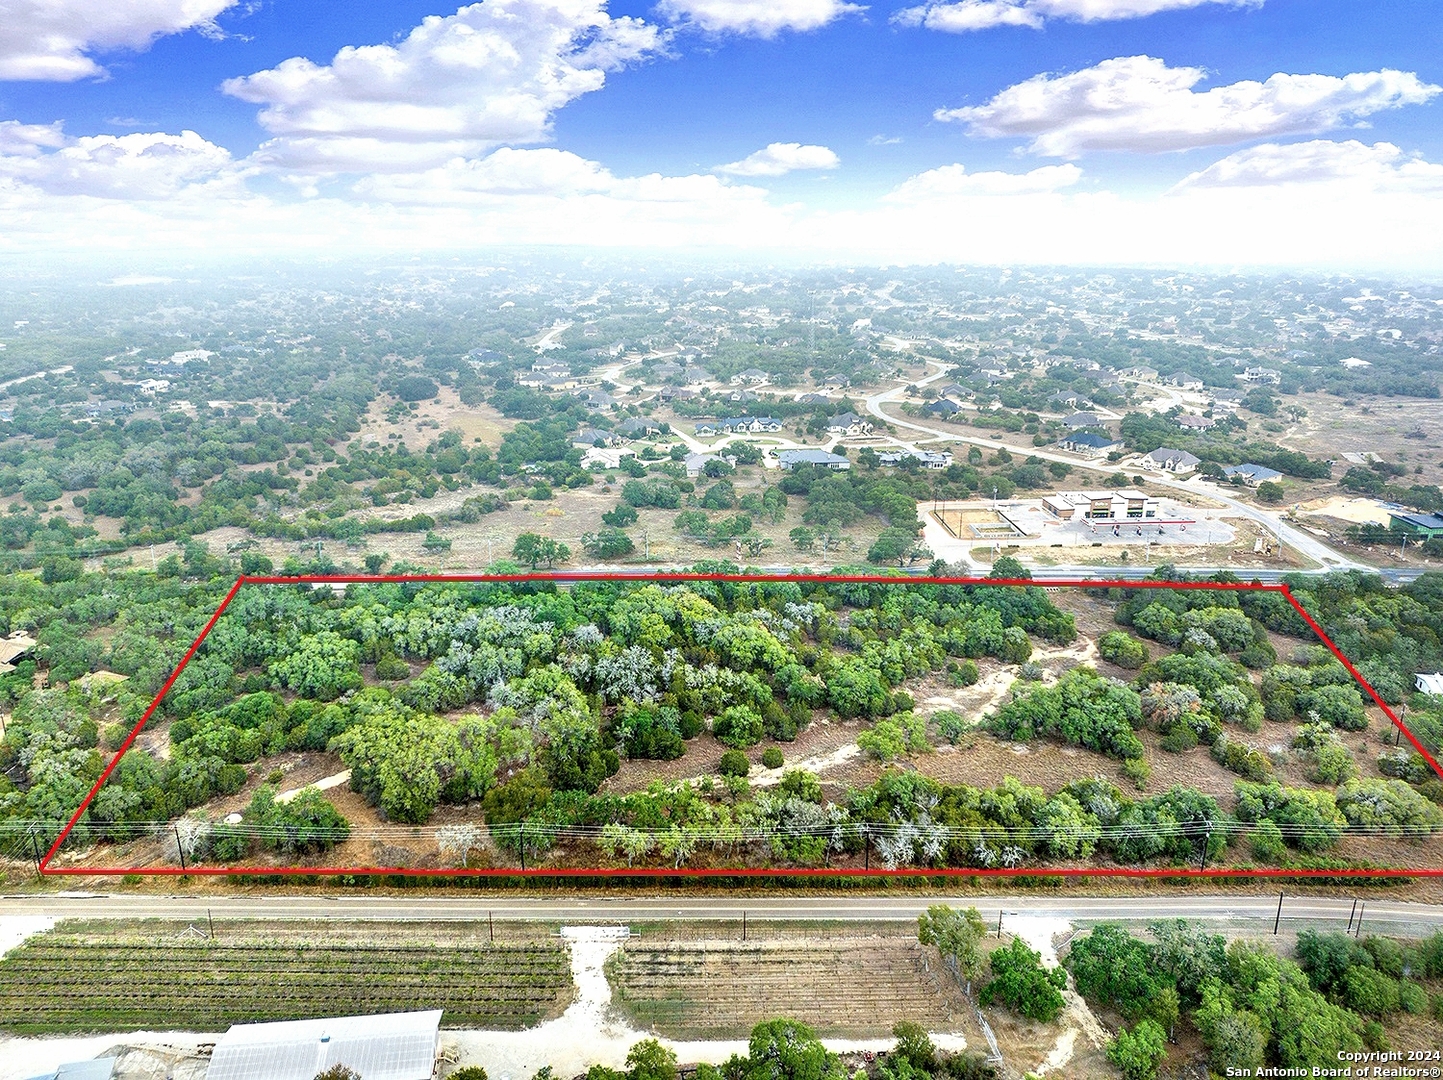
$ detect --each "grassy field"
[0,925,574,1034]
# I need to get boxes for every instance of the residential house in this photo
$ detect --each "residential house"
[796,393,830,405]
[1062,411,1103,430]
[137,378,170,395]
[877,450,952,470]
[1142,448,1201,473]
[721,416,782,434]
[728,388,759,404]
[657,386,698,403]
[616,417,661,438]
[1176,414,1215,431]
[730,368,769,385]
[1240,367,1282,385]
[573,428,619,448]
[818,375,851,390]
[777,449,850,471]
[684,452,736,478]
[0,629,36,675]
[922,399,962,417]
[683,366,714,383]
[581,390,616,411]
[1169,372,1204,390]
[825,412,874,436]
[1056,432,1123,458]
[1119,365,1159,381]
[1417,673,1443,695]
[1224,463,1283,485]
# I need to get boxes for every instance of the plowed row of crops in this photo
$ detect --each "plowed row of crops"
[609,939,969,1039]
[0,939,574,1034]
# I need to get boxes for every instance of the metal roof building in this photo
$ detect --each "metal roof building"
[207,1010,442,1080]
[22,1060,117,1080]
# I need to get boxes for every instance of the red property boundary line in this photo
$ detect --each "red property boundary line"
[37,572,1443,881]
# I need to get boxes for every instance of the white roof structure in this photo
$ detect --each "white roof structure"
[1418,673,1443,696]
[52,1061,116,1080]
[207,1010,442,1080]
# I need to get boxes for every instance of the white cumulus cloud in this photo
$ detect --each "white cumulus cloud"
[353,148,789,246]
[656,0,864,37]
[222,0,665,173]
[0,124,234,198]
[715,142,840,176]
[894,0,1256,33]
[1172,139,1443,193]
[884,162,1081,200]
[0,0,237,81]
[936,55,1441,157]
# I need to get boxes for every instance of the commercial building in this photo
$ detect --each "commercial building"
[1041,490,1159,521]
[207,1010,442,1080]
[1390,512,1443,539]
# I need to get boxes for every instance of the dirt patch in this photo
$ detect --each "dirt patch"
[609,936,973,1040]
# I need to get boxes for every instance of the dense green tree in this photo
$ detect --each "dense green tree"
[979,938,1066,1022]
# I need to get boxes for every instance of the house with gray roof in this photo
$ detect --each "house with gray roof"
[777,449,850,471]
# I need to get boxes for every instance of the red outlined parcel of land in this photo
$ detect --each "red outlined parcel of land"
[37,572,1443,880]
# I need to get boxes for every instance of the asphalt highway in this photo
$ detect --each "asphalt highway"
[4,892,1442,933]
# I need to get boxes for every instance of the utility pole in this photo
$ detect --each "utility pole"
[29,829,42,876]
[1274,892,1284,935]
[1347,899,1358,933]
[997,910,1004,939]
[174,824,187,872]
[1355,903,1365,939]
[207,909,215,939]
[742,911,747,941]
[1198,825,1211,871]
[489,911,494,943]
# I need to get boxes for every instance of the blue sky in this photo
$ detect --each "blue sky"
[2,0,1442,268]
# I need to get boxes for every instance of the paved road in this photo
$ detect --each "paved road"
[3,892,1440,933]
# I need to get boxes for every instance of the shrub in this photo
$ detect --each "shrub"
[717,749,751,777]
[1212,734,1273,782]
[450,1069,489,1080]
[1160,726,1198,753]
[1108,1020,1167,1080]
[1099,631,1149,670]
[375,654,410,681]
[1307,740,1355,784]
[1249,820,1288,864]
[858,713,928,762]
[761,747,784,769]
[933,710,969,744]
[713,705,764,748]
[1122,756,1151,790]
[949,660,980,687]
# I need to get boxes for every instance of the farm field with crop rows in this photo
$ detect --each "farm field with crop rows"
[0,930,573,1034]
